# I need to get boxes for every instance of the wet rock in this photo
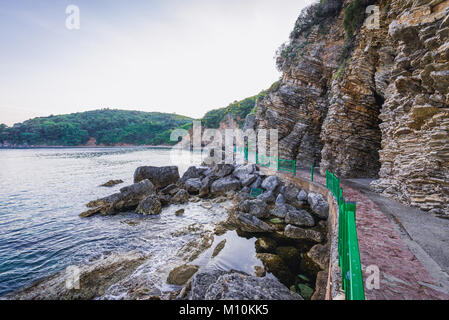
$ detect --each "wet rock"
[100,179,124,187]
[284,225,323,243]
[232,212,274,233]
[172,189,189,204]
[190,270,229,300]
[306,243,330,270]
[133,166,179,188]
[254,266,266,277]
[298,283,314,300]
[82,179,156,216]
[210,176,241,194]
[307,193,329,219]
[211,239,226,258]
[167,264,200,285]
[202,272,303,300]
[184,178,202,194]
[136,195,162,215]
[311,270,328,300]
[6,252,147,300]
[255,237,277,253]
[243,114,257,131]
[261,176,279,191]
[284,184,299,202]
[276,246,300,270]
[285,209,315,227]
[256,253,294,285]
[175,209,185,216]
[160,184,179,195]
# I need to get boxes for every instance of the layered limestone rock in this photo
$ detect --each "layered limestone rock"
[255,0,448,213]
[255,3,346,167]
[370,0,449,213]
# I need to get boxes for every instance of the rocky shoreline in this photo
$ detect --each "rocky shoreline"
[7,162,331,300]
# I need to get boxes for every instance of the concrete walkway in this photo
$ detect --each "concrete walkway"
[294,169,449,300]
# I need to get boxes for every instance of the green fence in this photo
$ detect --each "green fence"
[326,170,365,300]
[236,146,296,176]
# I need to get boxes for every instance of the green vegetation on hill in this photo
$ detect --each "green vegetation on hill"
[201,90,269,129]
[0,109,193,146]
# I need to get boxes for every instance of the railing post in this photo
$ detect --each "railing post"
[311,165,314,182]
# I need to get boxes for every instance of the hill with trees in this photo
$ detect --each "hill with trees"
[0,109,193,146]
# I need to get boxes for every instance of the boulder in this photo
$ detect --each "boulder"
[211,164,235,178]
[307,193,329,219]
[284,225,323,243]
[210,176,241,194]
[180,166,208,183]
[241,174,257,187]
[184,178,202,194]
[285,209,315,227]
[190,270,229,300]
[136,195,162,215]
[276,194,286,205]
[160,184,179,195]
[311,270,328,300]
[233,212,274,233]
[284,184,300,202]
[82,179,156,216]
[167,264,199,285]
[172,189,189,204]
[211,239,227,258]
[133,166,179,188]
[238,199,268,218]
[297,189,308,202]
[202,272,302,300]
[306,243,330,270]
[257,190,275,204]
[233,164,255,180]
[261,176,279,191]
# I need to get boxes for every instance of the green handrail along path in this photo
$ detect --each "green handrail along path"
[278,159,296,175]
[326,170,365,300]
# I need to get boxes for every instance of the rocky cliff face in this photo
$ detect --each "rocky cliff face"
[252,0,449,214]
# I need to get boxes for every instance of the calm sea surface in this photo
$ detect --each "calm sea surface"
[0,147,208,296]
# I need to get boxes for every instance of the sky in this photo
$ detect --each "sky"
[0,0,313,126]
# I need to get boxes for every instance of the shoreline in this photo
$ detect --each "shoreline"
[0,145,175,150]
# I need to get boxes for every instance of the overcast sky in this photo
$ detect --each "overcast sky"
[0,0,313,125]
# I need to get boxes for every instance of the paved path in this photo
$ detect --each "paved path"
[294,169,449,300]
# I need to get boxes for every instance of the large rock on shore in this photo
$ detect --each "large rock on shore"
[133,166,179,188]
[81,179,156,217]
[167,264,199,285]
[231,212,274,233]
[5,252,147,300]
[307,193,329,219]
[190,270,302,300]
[210,176,241,194]
[136,195,162,215]
[284,224,323,243]
[285,209,315,227]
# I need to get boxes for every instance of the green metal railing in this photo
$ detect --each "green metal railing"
[326,170,365,300]
[236,146,296,176]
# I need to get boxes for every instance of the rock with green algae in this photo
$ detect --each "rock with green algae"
[298,284,314,300]
[255,237,277,253]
